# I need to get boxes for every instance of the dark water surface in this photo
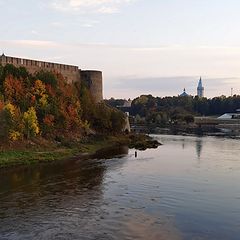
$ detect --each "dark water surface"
[1,135,240,240]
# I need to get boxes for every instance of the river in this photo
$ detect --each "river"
[1,135,240,240]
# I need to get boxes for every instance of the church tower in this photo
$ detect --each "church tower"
[197,77,204,97]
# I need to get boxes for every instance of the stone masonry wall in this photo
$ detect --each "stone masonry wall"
[0,55,80,83]
[80,70,103,103]
[0,54,103,102]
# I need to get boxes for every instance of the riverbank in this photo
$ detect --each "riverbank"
[0,134,161,168]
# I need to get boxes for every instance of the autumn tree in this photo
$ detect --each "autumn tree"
[0,63,126,142]
[23,107,40,139]
[3,75,25,106]
[0,103,23,140]
[31,79,48,111]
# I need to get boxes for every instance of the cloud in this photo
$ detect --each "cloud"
[80,20,99,27]
[105,76,239,99]
[107,76,198,97]
[31,30,40,36]
[0,40,61,49]
[51,0,136,13]
[50,22,64,28]
[96,6,118,13]
[2,39,240,98]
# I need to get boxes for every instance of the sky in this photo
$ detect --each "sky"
[1,0,240,99]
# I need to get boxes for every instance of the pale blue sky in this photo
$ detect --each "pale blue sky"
[1,0,240,98]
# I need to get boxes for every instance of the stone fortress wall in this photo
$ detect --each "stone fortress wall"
[0,54,103,102]
[81,70,103,103]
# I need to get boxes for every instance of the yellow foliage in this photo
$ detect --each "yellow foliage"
[23,107,40,138]
[33,80,46,96]
[32,80,48,108]
[9,130,22,141]
[39,94,48,108]
[4,102,16,116]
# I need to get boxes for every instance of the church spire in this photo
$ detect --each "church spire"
[197,77,204,97]
[198,77,202,87]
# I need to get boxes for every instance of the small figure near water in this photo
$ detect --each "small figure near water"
[135,151,137,158]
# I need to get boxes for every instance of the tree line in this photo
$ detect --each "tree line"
[106,94,240,126]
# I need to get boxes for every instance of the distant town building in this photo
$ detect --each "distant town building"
[122,99,132,108]
[179,88,189,97]
[218,112,240,120]
[116,99,132,112]
[179,77,205,97]
[197,77,204,97]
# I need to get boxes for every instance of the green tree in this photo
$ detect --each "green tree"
[35,70,57,88]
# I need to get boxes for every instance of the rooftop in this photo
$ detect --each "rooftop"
[179,88,189,97]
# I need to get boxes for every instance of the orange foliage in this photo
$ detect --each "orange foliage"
[43,114,55,127]
[67,104,78,119]
[31,95,36,104]
[0,101,4,111]
[45,84,56,97]
[4,75,25,103]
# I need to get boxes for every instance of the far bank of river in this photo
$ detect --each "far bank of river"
[132,121,240,137]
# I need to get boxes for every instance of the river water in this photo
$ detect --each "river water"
[1,135,240,240]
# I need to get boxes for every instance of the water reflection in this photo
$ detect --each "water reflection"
[196,138,203,159]
[182,140,185,149]
[156,135,204,159]
[124,210,181,240]
[0,146,129,240]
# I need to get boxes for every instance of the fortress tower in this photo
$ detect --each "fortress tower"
[80,70,103,103]
[197,77,204,97]
[0,54,103,102]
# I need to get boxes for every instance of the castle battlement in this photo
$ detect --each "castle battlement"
[0,54,103,102]
[0,54,79,83]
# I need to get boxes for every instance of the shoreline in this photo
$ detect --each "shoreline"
[0,134,161,169]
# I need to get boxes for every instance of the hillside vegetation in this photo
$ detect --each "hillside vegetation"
[0,64,125,144]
